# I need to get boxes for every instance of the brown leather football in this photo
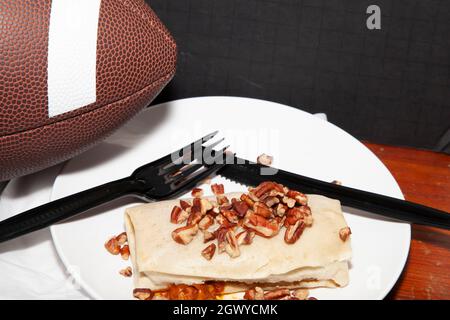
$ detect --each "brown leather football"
[0,0,177,181]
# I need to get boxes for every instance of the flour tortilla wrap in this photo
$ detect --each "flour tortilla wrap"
[125,193,352,293]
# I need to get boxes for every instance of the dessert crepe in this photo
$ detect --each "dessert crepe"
[125,193,352,293]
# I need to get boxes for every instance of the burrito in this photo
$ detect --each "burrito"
[124,182,352,300]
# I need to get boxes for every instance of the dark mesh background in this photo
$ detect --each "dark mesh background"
[146,0,450,149]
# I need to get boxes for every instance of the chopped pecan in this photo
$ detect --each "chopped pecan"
[133,288,153,300]
[179,199,192,211]
[282,196,296,208]
[115,232,127,246]
[275,203,288,217]
[286,190,308,205]
[172,224,199,245]
[339,227,352,241]
[240,193,255,207]
[187,211,203,225]
[264,196,280,207]
[253,201,273,218]
[216,195,229,205]
[252,181,283,198]
[203,230,216,243]
[170,205,189,224]
[244,212,279,238]
[211,183,225,195]
[191,187,203,198]
[292,288,309,300]
[232,200,250,217]
[256,153,273,166]
[264,288,291,300]
[105,237,121,255]
[215,227,228,253]
[119,266,132,277]
[198,215,215,230]
[221,209,239,224]
[284,220,305,244]
[224,229,240,258]
[244,287,265,300]
[201,243,216,260]
[120,245,130,260]
[236,230,255,245]
[200,199,213,214]
[285,206,312,226]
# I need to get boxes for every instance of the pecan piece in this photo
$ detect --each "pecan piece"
[119,266,132,277]
[224,229,240,258]
[264,196,280,207]
[240,193,255,207]
[170,205,189,224]
[215,227,228,253]
[286,190,308,206]
[120,245,130,260]
[179,199,192,211]
[133,288,153,300]
[172,224,199,245]
[292,288,309,300]
[284,220,305,244]
[244,287,265,300]
[203,230,216,243]
[285,206,312,226]
[221,209,239,224]
[253,201,273,218]
[256,153,273,166]
[236,230,255,245]
[116,232,127,246]
[252,181,283,198]
[191,187,203,198]
[282,196,296,208]
[339,227,352,241]
[200,198,214,214]
[216,195,229,205]
[198,215,214,230]
[275,203,288,217]
[264,288,291,300]
[201,243,216,260]
[105,237,121,255]
[211,183,225,195]
[244,212,279,238]
[187,211,203,226]
[232,200,250,217]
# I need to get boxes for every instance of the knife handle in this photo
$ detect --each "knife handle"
[0,177,140,243]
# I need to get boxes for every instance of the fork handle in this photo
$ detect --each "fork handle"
[0,177,140,243]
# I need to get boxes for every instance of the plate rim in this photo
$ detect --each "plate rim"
[50,96,411,300]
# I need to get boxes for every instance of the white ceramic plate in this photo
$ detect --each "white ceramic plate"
[50,96,410,300]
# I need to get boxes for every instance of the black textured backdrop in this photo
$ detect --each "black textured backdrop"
[146,0,450,149]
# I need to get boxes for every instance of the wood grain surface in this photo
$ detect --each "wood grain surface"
[364,143,450,300]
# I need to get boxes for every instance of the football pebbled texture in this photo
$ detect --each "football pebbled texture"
[0,0,177,181]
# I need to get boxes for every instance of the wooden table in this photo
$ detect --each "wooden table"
[364,143,450,300]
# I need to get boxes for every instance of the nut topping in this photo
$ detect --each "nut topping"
[116,232,127,246]
[232,200,250,217]
[224,229,240,258]
[282,196,296,208]
[264,288,291,300]
[201,243,216,260]
[203,230,216,243]
[172,224,199,245]
[236,230,255,245]
[339,227,352,241]
[191,187,203,198]
[179,199,192,211]
[119,266,132,277]
[120,245,130,260]
[284,219,305,244]
[240,194,255,207]
[264,196,280,207]
[244,212,279,238]
[133,288,153,300]
[286,190,308,206]
[292,289,309,300]
[211,183,225,195]
[253,201,273,218]
[170,206,189,224]
[105,237,121,255]
[198,215,214,230]
[243,287,265,300]
[256,153,273,166]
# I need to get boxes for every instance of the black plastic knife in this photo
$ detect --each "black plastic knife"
[217,157,450,230]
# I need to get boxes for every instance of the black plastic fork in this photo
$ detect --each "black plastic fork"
[0,132,228,243]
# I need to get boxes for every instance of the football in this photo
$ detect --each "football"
[0,0,177,181]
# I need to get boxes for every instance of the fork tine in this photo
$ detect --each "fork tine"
[171,146,228,189]
[147,131,219,169]
[160,133,222,175]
